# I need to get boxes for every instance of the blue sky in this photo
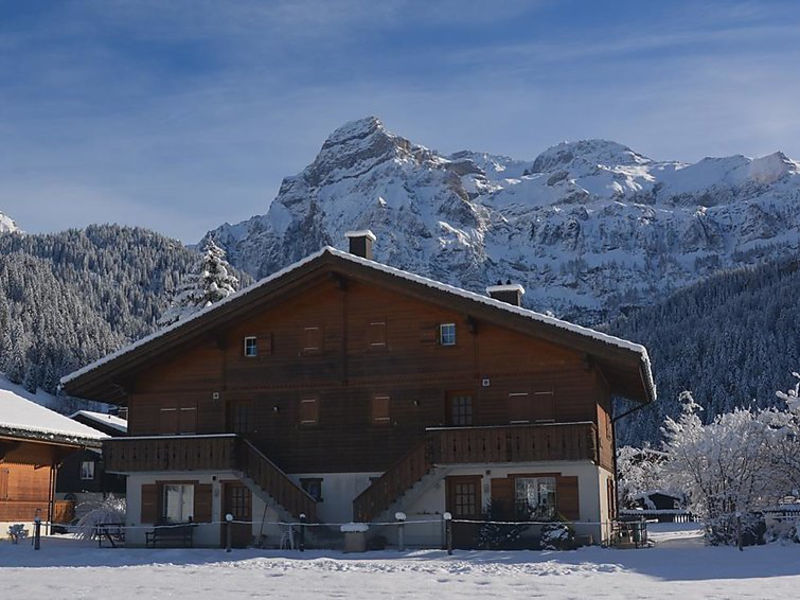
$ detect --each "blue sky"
[2,0,800,242]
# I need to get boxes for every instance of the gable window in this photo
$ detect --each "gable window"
[304,326,322,352]
[300,478,323,502]
[80,461,95,480]
[299,396,319,425]
[371,395,391,425]
[162,483,194,523]
[515,476,556,519]
[243,336,258,357]
[439,323,456,346]
[368,321,387,348]
[447,394,473,426]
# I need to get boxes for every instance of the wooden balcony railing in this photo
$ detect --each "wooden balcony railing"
[104,434,316,520]
[353,422,598,522]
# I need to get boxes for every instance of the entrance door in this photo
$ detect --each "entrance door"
[222,482,252,548]
[446,475,482,549]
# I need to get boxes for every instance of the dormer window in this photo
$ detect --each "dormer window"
[439,323,456,346]
[243,336,258,357]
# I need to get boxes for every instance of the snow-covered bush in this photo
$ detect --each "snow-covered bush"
[539,521,575,551]
[73,495,126,540]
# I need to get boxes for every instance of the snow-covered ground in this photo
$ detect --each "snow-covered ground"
[2,525,799,599]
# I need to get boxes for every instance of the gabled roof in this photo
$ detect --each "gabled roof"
[69,410,127,434]
[62,247,656,404]
[0,388,108,447]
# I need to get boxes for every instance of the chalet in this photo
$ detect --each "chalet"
[62,232,656,548]
[56,411,128,502]
[0,387,107,532]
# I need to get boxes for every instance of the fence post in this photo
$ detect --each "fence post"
[395,512,406,551]
[443,512,453,555]
[299,513,306,552]
[225,513,233,552]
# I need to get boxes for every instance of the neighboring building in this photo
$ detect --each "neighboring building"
[56,411,127,501]
[0,388,107,531]
[62,233,656,548]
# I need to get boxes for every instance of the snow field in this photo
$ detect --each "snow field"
[2,529,799,600]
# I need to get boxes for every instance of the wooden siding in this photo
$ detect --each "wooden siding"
[0,462,51,522]
[125,277,613,476]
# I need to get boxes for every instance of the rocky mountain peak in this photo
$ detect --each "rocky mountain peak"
[530,139,651,175]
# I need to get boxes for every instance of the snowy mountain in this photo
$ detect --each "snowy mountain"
[204,117,800,323]
[0,211,20,234]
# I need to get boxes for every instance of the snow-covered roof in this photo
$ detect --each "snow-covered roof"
[69,410,127,433]
[0,387,108,445]
[62,246,655,403]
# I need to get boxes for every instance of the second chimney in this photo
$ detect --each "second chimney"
[486,282,525,306]
[345,230,376,260]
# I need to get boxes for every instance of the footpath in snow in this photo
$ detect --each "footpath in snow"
[2,524,799,599]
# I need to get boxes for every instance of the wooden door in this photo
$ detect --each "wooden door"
[222,482,252,548]
[446,475,482,549]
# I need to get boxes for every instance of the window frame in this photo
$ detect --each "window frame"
[300,477,323,502]
[243,336,258,358]
[80,460,95,480]
[514,475,557,520]
[367,320,387,348]
[299,396,319,426]
[162,483,195,523]
[439,323,457,346]
[446,393,473,426]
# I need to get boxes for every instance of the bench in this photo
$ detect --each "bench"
[96,522,126,548]
[145,522,197,548]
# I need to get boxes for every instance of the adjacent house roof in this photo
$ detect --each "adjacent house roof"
[62,246,656,404]
[0,388,108,447]
[69,410,127,434]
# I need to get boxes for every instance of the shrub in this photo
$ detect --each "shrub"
[72,495,126,540]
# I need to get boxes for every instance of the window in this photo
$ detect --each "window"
[452,481,479,517]
[515,476,557,519]
[439,323,456,346]
[447,394,473,426]
[371,395,390,425]
[299,396,319,425]
[243,336,258,357]
[80,461,95,480]
[303,326,322,352]
[368,321,387,348]
[300,478,323,501]
[159,405,197,435]
[162,484,194,523]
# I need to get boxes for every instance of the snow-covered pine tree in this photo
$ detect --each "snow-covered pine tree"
[158,240,239,327]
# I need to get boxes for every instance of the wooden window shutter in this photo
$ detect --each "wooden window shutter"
[0,468,9,500]
[419,322,437,345]
[508,392,531,423]
[368,321,387,347]
[371,395,390,424]
[299,397,319,425]
[304,326,322,352]
[490,477,514,520]
[194,483,213,522]
[178,407,197,434]
[556,475,580,521]
[531,391,555,422]
[160,408,178,434]
[141,483,159,523]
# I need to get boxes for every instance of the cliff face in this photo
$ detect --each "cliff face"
[205,116,800,323]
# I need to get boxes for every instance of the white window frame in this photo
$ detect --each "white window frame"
[439,323,456,346]
[515,476,557,519]
[80,460,95,480]
[243,336,258,357]
[162,483,194,523]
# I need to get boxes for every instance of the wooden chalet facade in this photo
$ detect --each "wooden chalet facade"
[62,233,656,548]
[0,389,107,531]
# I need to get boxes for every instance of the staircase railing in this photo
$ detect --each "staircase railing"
[353,439,432,522]
[235,437,318,521]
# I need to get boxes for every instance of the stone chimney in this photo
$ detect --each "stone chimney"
[486,281,525,306]
[345,230,376,260]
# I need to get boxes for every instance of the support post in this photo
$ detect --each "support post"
[33,516,41,550]
[395,512,406,552]
[299,513,306,552]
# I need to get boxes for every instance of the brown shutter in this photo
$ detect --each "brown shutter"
[371,395,390,424]
[141,483,159,523]
[299,397,319,425]
[0,468,9,500]
[556,475,580,521]
[160,408,178,434]
[490,477,514,520]
[508,393,531,423]
[179,407,197,434]
[194,484,213,523]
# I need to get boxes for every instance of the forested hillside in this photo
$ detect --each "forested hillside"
[608,258,800,444]
[0,225,248,396]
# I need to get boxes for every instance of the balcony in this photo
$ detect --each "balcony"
[354,421,599,522]
[103,434,316,520]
